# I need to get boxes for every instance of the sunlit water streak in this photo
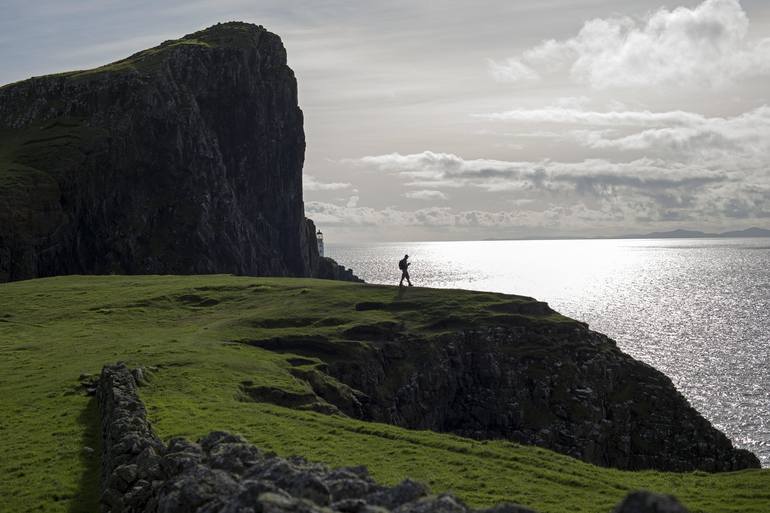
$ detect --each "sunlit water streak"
[328,238,770,467]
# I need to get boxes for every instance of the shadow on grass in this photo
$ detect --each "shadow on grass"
[68,396,101,513]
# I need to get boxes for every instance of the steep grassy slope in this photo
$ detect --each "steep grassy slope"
[0,275,768,513]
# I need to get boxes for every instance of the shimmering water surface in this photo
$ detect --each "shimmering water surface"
[328,238,770,466]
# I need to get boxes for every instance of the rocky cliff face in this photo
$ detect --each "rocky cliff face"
[245,313,759,472]
[0,22,356,282]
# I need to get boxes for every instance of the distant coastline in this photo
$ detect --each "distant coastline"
[485,227,770,241]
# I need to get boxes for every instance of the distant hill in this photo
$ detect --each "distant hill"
[620,227,770,239]
[486,227,770,241]
[718,227,770,238]
[625,228,714,239]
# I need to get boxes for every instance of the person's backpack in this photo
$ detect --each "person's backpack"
[398,259,406,271]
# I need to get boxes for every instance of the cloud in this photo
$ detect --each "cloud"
[342,148,770,226]
[353,151,729,194]
[487,57,540,83]
[321,143,770,234]
[479,104,770,171]
[479,107,707,126]
[305,201,414,227]
[501,0,770,89]
[573,106,770,173]
[304,174,352,191]
[405,189,449,201]
[306,195,766,233]
[306,200,580,229]
[346,195,359,208]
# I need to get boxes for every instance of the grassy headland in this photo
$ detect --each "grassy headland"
[0,275,767,513]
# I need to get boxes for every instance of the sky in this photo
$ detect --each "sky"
[2,0,770,242]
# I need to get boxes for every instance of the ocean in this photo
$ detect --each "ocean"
[328,238,770,467]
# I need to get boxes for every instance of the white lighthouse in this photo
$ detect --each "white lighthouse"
[316,230,324,257]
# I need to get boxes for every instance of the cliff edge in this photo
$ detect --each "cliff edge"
[236,290,760,472]
[1,275,766,513]
[0,22,357,282]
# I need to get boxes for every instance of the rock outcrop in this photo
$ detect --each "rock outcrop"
[612,492,689,513]
[0,22,358,283]
[245,320,760,472]
[97,362,690,513]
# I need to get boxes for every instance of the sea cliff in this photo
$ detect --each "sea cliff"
[0,22,356,282]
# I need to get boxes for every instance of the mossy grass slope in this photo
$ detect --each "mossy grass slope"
[63,21,266,79]
[0,120,107,242]
[0,275,767,513]
[0,22,263,89]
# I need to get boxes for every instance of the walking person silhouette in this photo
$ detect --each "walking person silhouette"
[398,254,413,287]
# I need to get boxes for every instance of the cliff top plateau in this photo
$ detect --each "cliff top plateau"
[0,274,766,513]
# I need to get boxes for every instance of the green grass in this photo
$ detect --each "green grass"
[0,275,767,513]
[55,38,214,79]
[0,120,107,258]
[58,22,267,79]
[0,119,103,180]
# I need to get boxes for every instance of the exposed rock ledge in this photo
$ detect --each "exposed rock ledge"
[97,363,689,513]
[241,321,760,472]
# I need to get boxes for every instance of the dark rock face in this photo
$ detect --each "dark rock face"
[294,325,759,472]
[0,22,357,282]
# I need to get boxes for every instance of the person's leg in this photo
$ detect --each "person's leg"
[399,271,405,286]
[405,271,412,286]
